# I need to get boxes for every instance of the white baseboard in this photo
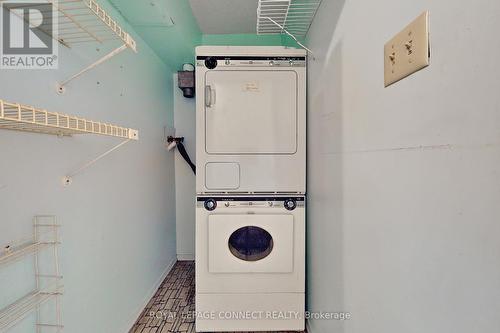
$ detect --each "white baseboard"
[177,253,194,261]
[123,256,177,332]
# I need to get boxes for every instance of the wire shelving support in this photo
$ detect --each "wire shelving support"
[62,137,132,186]
[0,0,138,92]
[257,0,322,53]
[0,216,63,332]
[0,98,139,186]
[50,0,138,92]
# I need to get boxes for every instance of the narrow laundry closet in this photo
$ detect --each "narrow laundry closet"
[1,0,500,333]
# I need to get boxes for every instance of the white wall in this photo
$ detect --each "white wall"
[173,74,197,260]
[0,3,176,332]
[306,1,500,332]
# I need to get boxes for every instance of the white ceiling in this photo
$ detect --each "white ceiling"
[188,0,259,34]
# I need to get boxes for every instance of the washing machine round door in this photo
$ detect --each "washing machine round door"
[228,226,274,262]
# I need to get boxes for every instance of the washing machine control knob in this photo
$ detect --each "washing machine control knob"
[204,198,217,211]
[284,199,296,211]
[204,57,217,69]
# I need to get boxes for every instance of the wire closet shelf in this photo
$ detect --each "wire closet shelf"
[0,0,138,91]
[0,216,63,332]
[54,0,136,49]
[0,99,139,140]
[257,0,322,36]
[0,0,137,49]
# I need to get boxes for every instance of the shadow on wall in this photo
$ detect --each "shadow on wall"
[307,39,345,333]
[306,0,347,332]
[305,0,346,68]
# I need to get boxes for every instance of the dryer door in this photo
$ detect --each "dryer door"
[205,70,297,154]
[208,214,294,273]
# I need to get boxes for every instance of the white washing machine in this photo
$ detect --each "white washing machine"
[195,46,306,194]
[195,195,305,332]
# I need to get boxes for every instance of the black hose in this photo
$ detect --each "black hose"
[176,142,196,174]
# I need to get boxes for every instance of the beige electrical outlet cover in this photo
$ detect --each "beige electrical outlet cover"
[384,11,430,87]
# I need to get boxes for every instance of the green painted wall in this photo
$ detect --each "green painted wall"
[107,0,202,71]
[202,34,302,49]
[203,34,281,46]
[105,0,305,70]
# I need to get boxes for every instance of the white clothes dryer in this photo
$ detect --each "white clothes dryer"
[195,46,306,194]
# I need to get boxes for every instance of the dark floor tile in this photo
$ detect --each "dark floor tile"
[130,261,305,333]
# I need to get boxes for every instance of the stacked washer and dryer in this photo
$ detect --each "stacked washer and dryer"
[195,46,306,332]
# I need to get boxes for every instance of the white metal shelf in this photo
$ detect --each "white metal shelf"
[0,99,138,140]
[54,0,138,89]
[257,0,322,36]
[0,241,54,267]
[53,0,138,90]
[0,0,138,89]
[51,0,136,50]
[0,286,63,331]
[0,216,63,332]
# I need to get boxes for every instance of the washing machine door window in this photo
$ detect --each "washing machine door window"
[208,214,294,273]
[228,226,274,262]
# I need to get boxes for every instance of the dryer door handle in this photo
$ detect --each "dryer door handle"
[205,85,216,108]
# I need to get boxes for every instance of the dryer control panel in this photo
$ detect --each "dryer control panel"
[196,56,306,68]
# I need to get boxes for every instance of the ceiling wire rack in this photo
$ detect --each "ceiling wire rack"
[257,0,322,53]
[0,216,63,332]
[0,0,138,92]
[0,98,139,186]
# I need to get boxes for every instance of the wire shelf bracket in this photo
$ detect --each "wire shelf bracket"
[45,0,139,93]
[0,0,138,91]
[62,137,132,186]
[264,17,313,54]
[57,44,129,94]
[257,0,322,54]
[0,99,139,186]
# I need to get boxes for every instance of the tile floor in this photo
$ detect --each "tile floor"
[129,261,305,333]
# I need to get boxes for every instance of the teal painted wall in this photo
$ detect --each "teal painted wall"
[0,1,177,332]
[0,1,309,331]
[203,33,283,46]
[202,33,302,49]
[107,0,202,71]
[133,0,201,70]
[104,0,304,70]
